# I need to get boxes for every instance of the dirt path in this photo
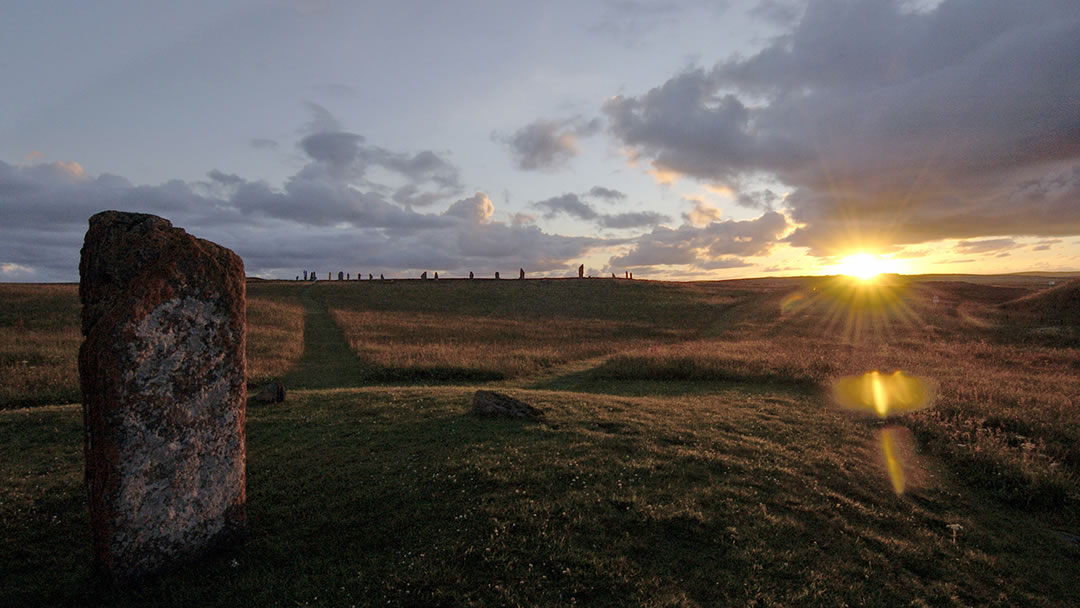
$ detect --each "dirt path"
[284,288,369,390]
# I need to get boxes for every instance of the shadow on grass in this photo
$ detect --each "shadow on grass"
[528,361,822,399]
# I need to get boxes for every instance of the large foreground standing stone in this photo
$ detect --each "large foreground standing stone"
[79,210,247,581]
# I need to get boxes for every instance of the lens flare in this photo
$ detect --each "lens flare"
[832,372,933,495]
[880,427,907,494]
[832,370,933,418]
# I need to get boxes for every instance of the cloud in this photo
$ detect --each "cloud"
[498,117,602,171]
[0,152,601,282]
[608,210,788,269]
[953,238,1018,254]
[604,0,1080,255]
[587,185,627,201]
[444,193,495,224]
[533,193,669,229]
[535,193,599,221]
[294,106,462,205]
[683,197,723,226]
[207,169,244,185]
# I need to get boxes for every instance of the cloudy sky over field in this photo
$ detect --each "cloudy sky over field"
[3,0,1080,281]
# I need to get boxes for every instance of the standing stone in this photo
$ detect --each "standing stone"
[78,211,246,582]
[380,274,385,280]
[519,268,525,280]
[630,272,633,280]
[612,273,616,278]
[578,264,584,279]
[346,273,350,280]
[469,271,474,279]
[303,270,308,281]
[369,274,373,280]
[495,271,500,279]
[338,271,344,281]
[434,272,439,280]
[295,276,299,281]
[421,271,428,280]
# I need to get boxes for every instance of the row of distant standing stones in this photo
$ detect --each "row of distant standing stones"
[78,210,543,584]
[294,267,635,280]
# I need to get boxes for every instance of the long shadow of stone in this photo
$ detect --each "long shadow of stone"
[528,366,820,399]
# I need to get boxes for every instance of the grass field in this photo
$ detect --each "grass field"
[2,276,1078,606]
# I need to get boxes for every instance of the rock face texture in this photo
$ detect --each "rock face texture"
[472,390,544,420]
[78,211,247,581]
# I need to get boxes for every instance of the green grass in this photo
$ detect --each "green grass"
[3,276,1079,606]
[4,388,1078,606]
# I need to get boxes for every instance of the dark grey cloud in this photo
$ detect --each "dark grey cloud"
[535,194,599,221]
[735,188,780,210]
[607,210,788,269]
[533,193,670,229]
[498,117,602,171]
[207,169,244,186]
[587,186,627,201]
[296,106,463,205]
[0,148,594,282]
[605,0,1080,255]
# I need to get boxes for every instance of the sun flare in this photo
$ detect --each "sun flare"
[829,253,899,281]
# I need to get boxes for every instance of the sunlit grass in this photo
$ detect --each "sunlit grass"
[0,284,81,408]
[245,296,305,386]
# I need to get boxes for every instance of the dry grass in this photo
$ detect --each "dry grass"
[0,284,81,408]
[591,277,1080,513]
[245,296,305,386]
[331,308,663,381]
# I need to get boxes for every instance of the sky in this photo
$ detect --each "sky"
[3,0,1080,282]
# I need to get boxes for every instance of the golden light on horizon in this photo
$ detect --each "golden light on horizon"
[828,252,902,281]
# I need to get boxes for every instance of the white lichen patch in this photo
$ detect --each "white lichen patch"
[109,295,244,569]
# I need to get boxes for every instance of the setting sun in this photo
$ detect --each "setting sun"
[829,253,900,281]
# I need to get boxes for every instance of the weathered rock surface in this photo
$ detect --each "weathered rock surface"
[472,390,544,420]
[79,210,247,582]
[253,380,286,404]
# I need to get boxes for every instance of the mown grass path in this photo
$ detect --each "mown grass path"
[283,287,368,390]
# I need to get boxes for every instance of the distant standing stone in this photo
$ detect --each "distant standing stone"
[78,211,246,582]
[380,274,385,280]
[338,271,344,281]
[303,270,308,280]
[519,268,525,279]
[578,264,584,279]
[253,380,286,404]
[434,272,439,280]
[472,390,544,420]
[421,271,428,280]
[369,274,373,280]
[469,271,474,279]
[612,273,616,278]
[495,271,500,279]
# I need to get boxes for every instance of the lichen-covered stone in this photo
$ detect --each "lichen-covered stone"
[78,210,246,582]
[472,390,544,420]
